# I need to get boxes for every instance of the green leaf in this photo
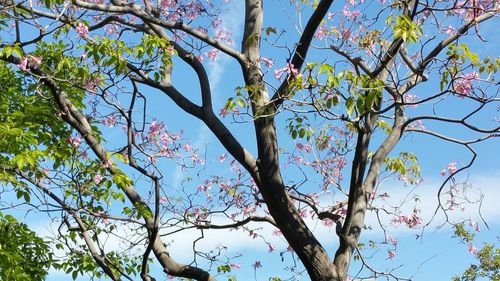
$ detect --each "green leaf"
[346,96,355,116]
[265,27,277,36]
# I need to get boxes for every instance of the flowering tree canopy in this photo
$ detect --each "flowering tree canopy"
[0,0,499,280]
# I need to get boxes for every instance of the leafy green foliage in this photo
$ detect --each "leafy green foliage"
[287,116,314,141]
[453,225,500,281]
[384,152,420,184]
[0,212,53,281]
[0,61,71,175]
[52,249,142,280]
[391,15,422,45]
[453,243,500,281]
[454,223,476,243]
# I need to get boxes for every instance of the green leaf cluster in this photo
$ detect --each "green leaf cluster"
[391,15,422,45]
[0,212,53,281]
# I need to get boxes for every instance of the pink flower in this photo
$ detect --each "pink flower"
[388,250,396,259]
[454,80,472,97]
[322,219,334,227]
[260,57,274,68]
[160,196,168,203]
[18,57,29,71]
[197,180,212,191]
[101,114,116,128]
[468,244,477,254]
[243,206,255,216]
[387,235,398,247]
[161,0,176,8]
[440,169,446,176]
[29,56,42,68]
[229,263,241,270]
[218,154,226,163]
[342,5,362,19]
[463,71,479,80]
[295,143,312,153]
[315,25,328,40]
[206,49,219,61]
[76,23,89,38]
[68,136,82,148]
[97,211,109,224]
[454,72,478,97]
[447,161,458,174]
[443,25,455,35]
[298,208,308,218]
[83,76,102,92]
[148,120,164,135]
[93,174,103,184]
[469,220,481,232]
[404,94,419,108]
[183,144,191,152]
[268,243,275,253]
[219,108,228,117]
[273,63,299,80]
[392,210,422,228]
[272,229,282,236]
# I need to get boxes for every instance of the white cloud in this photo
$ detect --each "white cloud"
[29,171,499,281]
[163,171,500,261]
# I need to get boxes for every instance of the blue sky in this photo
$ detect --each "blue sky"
[3,0,499,280]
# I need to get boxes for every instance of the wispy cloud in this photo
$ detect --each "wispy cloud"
[38,171,499,280]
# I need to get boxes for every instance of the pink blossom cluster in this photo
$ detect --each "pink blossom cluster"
[17,55,42,71]
[76,23,89,38]
[96,210,109,224]
[83,76,103,92]
[260,57,274,68]
[161,1,204,21]
[101,114,117,128]
[404,94,419,108]
[322,218,334,227]
[315,24,329,40]
[206,49,219,61]
[93,174,103,184]
[443,25,456,35]
[215,28,233,46]
[469,220,481,232]
[407,120,425,130]
[452,0,495,21]
[392,209,422,228]
[387,235,398,247]
[388,250,396,259]
[274,63,299,80]
[68,136,82,148]
[136,120,199,165]
[453,72,479,97]
[440,161,458,176]
[197,179,212,192]
[296,143,313,153]
[341,5,362,20]
[468,244,478,254]
[219,107,240,118]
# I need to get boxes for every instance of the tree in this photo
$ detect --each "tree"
[0,0,498,280]
[0,212,53,281]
